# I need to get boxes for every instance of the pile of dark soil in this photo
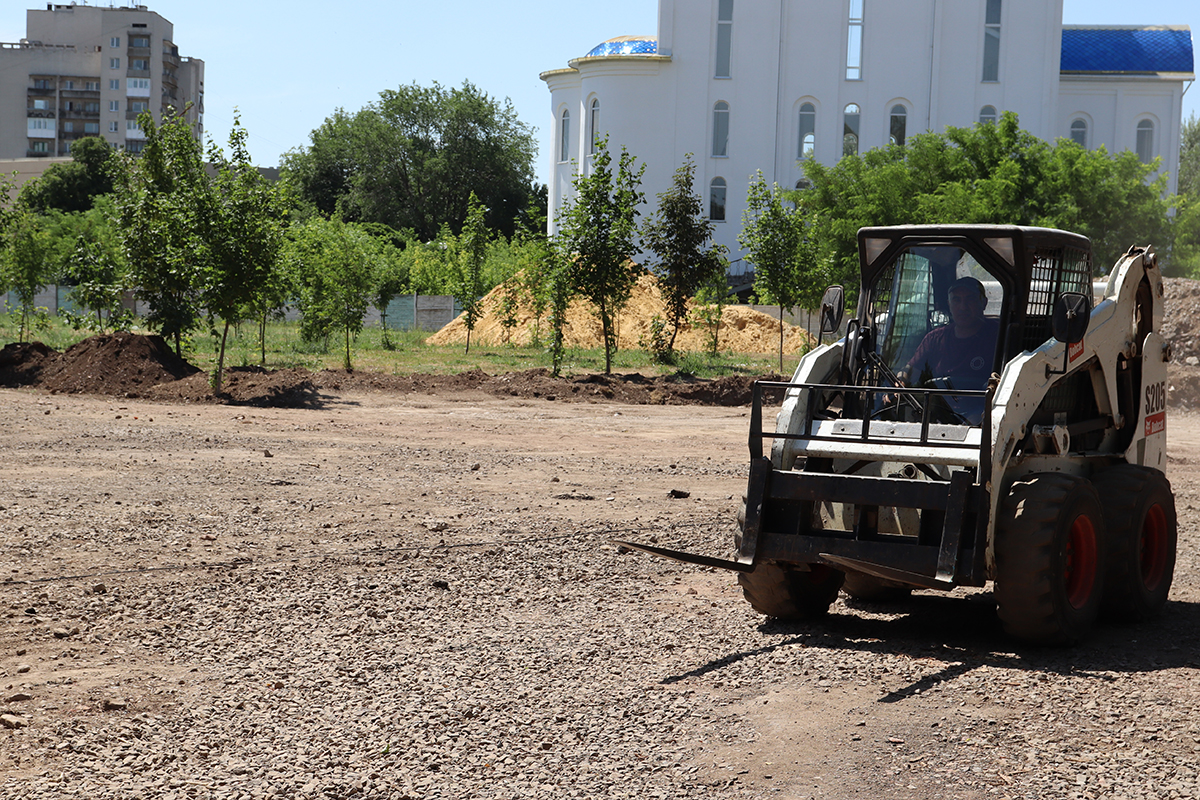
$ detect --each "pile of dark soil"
[0,342,56,387]
[37,333,200,396]
[146,367,320,407]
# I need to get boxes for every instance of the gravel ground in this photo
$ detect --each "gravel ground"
[2,388,1199,799]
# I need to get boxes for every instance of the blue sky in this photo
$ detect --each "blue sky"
[3,1,1195,184]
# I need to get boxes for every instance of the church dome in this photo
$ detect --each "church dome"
[584,36,658,58]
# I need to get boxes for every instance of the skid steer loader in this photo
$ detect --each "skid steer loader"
[621,225,1177,645]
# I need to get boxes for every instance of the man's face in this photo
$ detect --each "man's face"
[948,287,984,323]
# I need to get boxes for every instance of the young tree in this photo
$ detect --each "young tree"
[1,207,51,342]
[642,154,728,355]
[286,217,381,370]
[62,235,129,334]
[203,114,289,393]
[691,268,733,357]
[19,136,117,214]
[111,108,211,356]
[454,192,488,354]
[740,171,804,371]
[556,137,646,374]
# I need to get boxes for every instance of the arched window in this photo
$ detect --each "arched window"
[843,103,860,157]
[798,102,816,158]
[709,177,727,221]
[983,0,1001,82]
[712,101,730,157]
[1136,119,1155,163]
[559,109,570,162]
[846,0,864,80]
[1069,118,1087,149]
[795,178,813,191]
[588,99,601,154]
[979,105,997,125]
[889,104,907,146]
[715,0,733,78]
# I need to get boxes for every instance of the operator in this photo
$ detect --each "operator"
[895,276,998,389]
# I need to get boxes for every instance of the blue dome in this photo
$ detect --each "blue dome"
[1062,26,1193,74]
[585,36,658,58]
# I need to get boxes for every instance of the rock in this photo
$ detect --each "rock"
[667,489,691,499]
[5,693,32,703]
[16,664,31,674]
[1187,356,1199,366]
[102,698,128,711]
[431,579,450,591]
[52,627,71,639]
[1,714,27,729]
[423,518,449,532]
[91,583,107,594]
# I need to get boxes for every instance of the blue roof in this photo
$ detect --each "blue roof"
[1061,26,1193,74]
[585,36,658,58]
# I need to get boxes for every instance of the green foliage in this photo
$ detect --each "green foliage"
[61,234,130,334]
[284,216,382,370]
[203,113,289,391]
[691,270,733,357]
[1180,114,1199,200]
[281,81,537,240]
[1,206,52,342]
[111,109,210,356]
[555,137,646,374]
[1172,196,1200,277]
[38,197,127,284]
[454,193,488,353]
[639,315,675,365]
[740,171,808,370]
[19,137,117,214]
[642,154,728,355]
[801,111,1172,280]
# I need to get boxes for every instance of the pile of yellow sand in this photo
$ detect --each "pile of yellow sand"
[425,273,815,354]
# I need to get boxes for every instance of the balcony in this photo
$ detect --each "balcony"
[60,110,100,119]
[26,109,55,119]
[125,69,151,79]
[27,87,55,96]
[126,45,151,57]
[26,148,52,157]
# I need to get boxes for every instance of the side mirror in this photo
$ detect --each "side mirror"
[819,285,845,337]
[1052,292,1091,344]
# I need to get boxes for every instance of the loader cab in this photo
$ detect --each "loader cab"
[851,226,1092,425]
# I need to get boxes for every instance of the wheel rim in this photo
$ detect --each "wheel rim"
[1064,514,1099,609]
[1139,504,1170,592]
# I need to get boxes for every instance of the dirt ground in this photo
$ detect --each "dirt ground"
[2,380,1199,798]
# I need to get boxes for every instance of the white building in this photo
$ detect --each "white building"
[0,4,203,160]
[541,0,1194,274]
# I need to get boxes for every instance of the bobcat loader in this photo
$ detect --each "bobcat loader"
[622,225,1176,645]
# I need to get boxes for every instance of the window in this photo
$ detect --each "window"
[130,101,149,113]
[132,59,150,71]
[85,102,99,113]
[709,178,727,221]
[110,100,120,112]
[63,121,75,133]
[843,104,860,156]
[1069,119,1088,148]
[559,110,570,162]
[130,36,150,48]
[32,98,48,110]
[86,81,99,91]
[63,80,74,90]
[712,101,730,157]
[798,102,816,158]
[110,79,120,90]
[1136,120,1155,163]
[127,141,145,154]
[846,0,864,80]
[110,58,120,70]
[33,79,51,89]
[109,121,119,132]
[715,0,733,78]
[979,105,997,125]
[983,0,1001,82]
[84,122,99,134]
[31,141,49,154]
[588,98,600,155]
[30,119,50,130]
[110,36,120,47]
[890,104,907,146]
[128,78,150,90]
[795,178,813,191]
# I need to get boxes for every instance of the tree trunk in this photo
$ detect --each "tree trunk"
[259,312,267,365]
[214,320,230,394]
[779,305,784,373]
[600,298,612,375]
[343,325,352,371]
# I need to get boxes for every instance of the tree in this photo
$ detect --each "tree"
[203,114,289,393]
[111,109,211,356]
[642,154,728,355]
[285,217,381,370]
[454,193,488,354]
[19,137,116,214]
[61,234,129,334]
[1179,113,1199,200]
[556,137,645,374]
[801,112,1172,281]
[740,171,805,371]
[281,81,537,240]
[1,206,51,342]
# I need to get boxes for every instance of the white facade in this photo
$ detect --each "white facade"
[542,0,1194,273]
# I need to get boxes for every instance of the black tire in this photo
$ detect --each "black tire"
[994,474,1107,645]
[738,563,844,619]
[841,570,914,602]
[1092,465,1176,621]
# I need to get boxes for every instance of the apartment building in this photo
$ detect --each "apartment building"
[0,3,204,160]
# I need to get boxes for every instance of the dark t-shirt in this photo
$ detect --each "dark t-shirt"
[905,319,999,387]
